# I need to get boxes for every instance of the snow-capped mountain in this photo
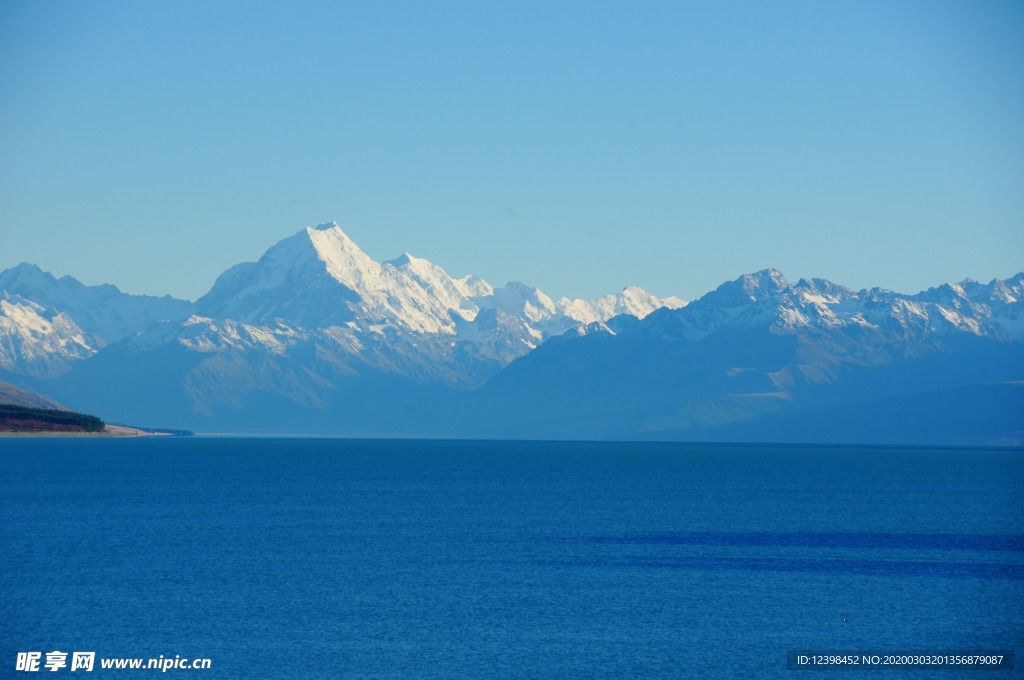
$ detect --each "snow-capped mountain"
[1,221,686,430]
[195,224,462,333]
[0,263,192,343]
[2,221,1018,443]
[0,223,683,383]
[472,281,685,340]
[555,286,686,328]
[196,221,682,343]
[0,264,192,377]
[433,268,1024,443]
[632,268,1024,348]
[0,292,95,377]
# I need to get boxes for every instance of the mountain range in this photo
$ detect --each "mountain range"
[1,222,1020,444]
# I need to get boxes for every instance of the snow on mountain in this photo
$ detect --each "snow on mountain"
[9,229,1016,441]
[0,292,97,377]
[448,269,1024,442]
[0,263,192,344]
[385,252,480,322]
[0,221,684,389]
[199,223,475,334]
[700,268,791,307]
[475,282,557,324]
[556,286,687,327]
[0,263,192,378]
[49,303,525,426]
[670,268,1023,369]
[454,273,494,298]
[777,274,1024,343]
[470,281,687,340]
[454,307,542,362]
[170,315,307,355]
[907,274,1024,339]
[621,269,1024,348]
[197,222,683,347]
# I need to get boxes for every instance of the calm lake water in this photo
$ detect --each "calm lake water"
[2,438,1022,678]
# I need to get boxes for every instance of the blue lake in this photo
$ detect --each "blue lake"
[2,438,1022,677]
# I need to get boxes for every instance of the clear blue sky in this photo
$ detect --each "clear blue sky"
[1,1,1021,302]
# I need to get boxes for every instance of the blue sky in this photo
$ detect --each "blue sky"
[1,1,1021,301]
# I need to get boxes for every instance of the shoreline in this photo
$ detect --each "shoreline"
[0,425,169,438]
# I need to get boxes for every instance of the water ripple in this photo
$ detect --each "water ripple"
[558,531,1024,552]
[526,554,1024,579]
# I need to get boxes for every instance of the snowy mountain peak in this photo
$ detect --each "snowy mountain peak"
[792,277,855,304]
[745,268,789,292]
[0,262,63,296]
[0,292,98,377]
[990,276,1022,304]
[554,287,688,332]
[701,268,790,308]
[387,251,450,270]
[199,224,461,333]
[479,282,557,324]
[304,223,381,287]
[649,269,1024,345]
[0,262,191,359]
[385,251,483,322]
[456,275,494,298]
[2,222,690,381]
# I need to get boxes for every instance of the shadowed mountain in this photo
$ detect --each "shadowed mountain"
[1,223,1019,442]
[404,270,1024,444]
[0,380,65,410]
[10,223,681,432]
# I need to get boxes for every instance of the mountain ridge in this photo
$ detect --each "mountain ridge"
[425,268,1022,443]
[0,222,1019,444]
